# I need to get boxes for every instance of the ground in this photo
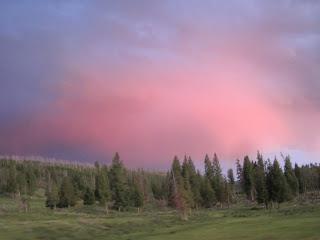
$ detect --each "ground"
[0,191,319,240]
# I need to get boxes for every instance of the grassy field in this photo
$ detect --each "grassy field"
[0,192,319,240]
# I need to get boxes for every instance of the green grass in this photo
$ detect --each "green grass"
[0,193,319,240]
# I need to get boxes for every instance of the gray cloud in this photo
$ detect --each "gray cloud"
[0,0,320,166]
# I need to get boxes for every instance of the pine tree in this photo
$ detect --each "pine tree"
[227,169,235,185]
[95,164,111,205]
[25,167,36,195]
[200,177,216,208]
[255,152,267,206]
[169,156,189,220]
[187,157,202,208]
[16,172,27,196]
[2,152,319,214]
[284,156,299,198]
[71,172,86,200]
[265,159,273,207]
[204,154,213,181]
[58,176,76,208]
[212,153,224,205]
[169,156,183,206]
[294,164,305,194]
[243,156,254,201]
[151,176,167,201]
[223,177,232,207]
[227,169,235,203]
[268,158,289,207]
[236,159,243,190]
[7,162,17,197]
[131,183,144,213]
[181,156,194,208]
[46,182,59,209]
[109,152,129,211]
[83,187,95,205]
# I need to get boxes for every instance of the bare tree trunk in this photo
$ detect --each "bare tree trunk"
[181,209,188,221]
[105,205,109,215]
[250,189,254,202]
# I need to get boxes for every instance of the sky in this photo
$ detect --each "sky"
[0,0,320,170]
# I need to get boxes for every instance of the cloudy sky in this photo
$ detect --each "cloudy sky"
[0,0,320,169]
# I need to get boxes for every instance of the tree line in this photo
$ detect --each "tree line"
[0,152,319,216]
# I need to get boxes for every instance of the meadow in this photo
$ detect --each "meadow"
[0,191,319,240]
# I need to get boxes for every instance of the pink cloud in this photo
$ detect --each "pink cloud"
[1,0,320,168]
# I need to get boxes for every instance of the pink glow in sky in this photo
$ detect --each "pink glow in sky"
[1,1,320,169]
